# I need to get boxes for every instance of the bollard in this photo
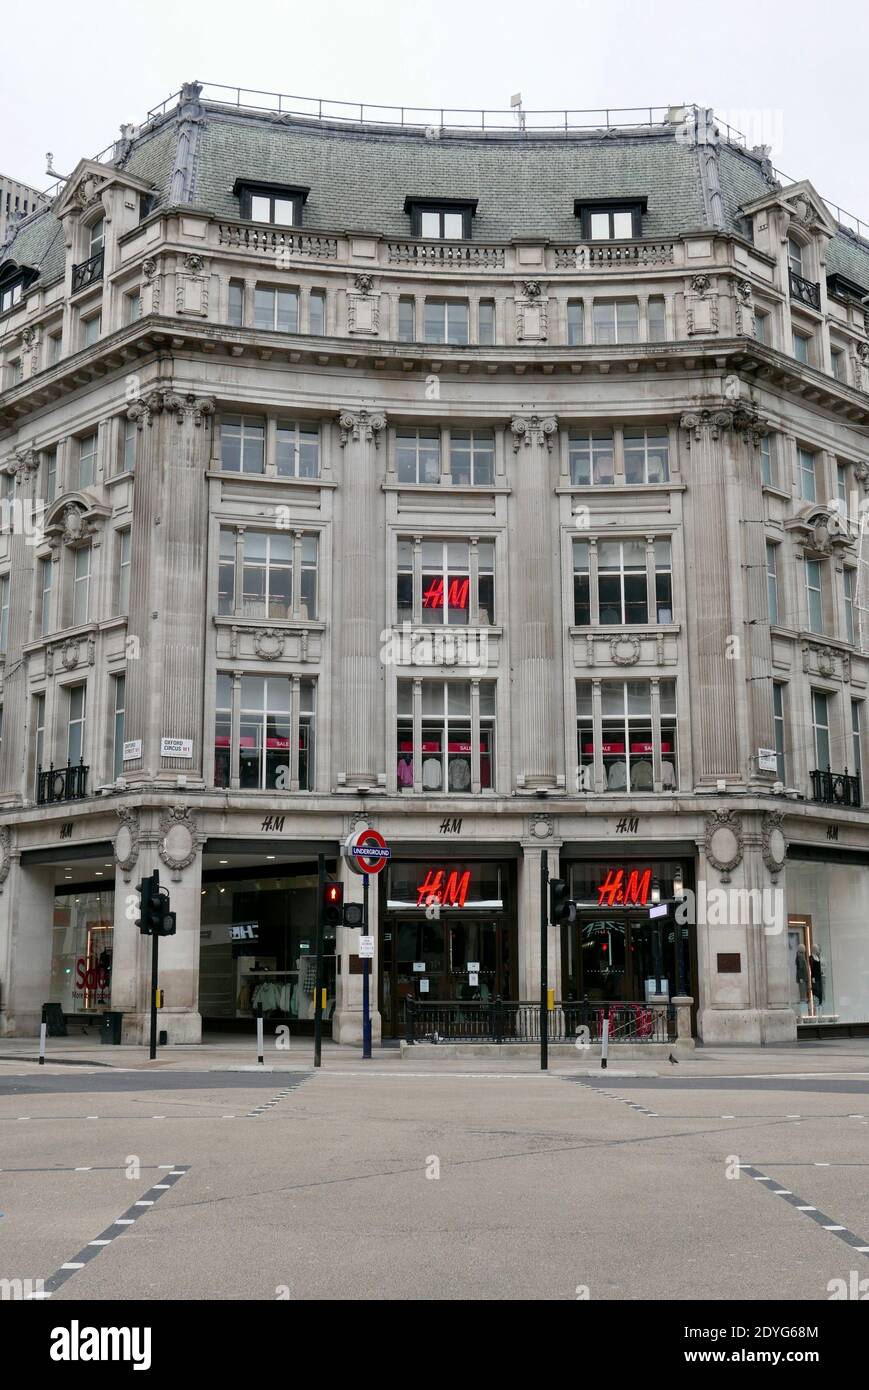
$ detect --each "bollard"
[601,1015,609,1070]
[38,1012,47,1066]
[256,1003,264,1065]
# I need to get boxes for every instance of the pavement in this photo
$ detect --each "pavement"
[1,1036,867,1301]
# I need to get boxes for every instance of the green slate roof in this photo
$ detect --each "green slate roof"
[2,98,869,298]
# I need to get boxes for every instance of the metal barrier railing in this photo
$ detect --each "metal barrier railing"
[404,997,675,1044]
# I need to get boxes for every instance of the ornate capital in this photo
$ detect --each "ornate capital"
[126,388,164,430]
[680,403,765,446]
[338,409,387,447]
[162,392,215,426]
[13,445,39,478]
[510,415,559,451]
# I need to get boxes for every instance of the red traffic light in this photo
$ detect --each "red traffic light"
[325,884,343,905]
[323,882,344,924]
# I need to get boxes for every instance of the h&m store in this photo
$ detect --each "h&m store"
[1,802,867,1044]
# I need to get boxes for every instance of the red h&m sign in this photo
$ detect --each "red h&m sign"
[416,868,471,908]
[422,578,470,610]
[597,867,652,907]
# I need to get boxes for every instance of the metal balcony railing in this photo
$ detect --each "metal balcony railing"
[71,250,104,294]
[37,760,89,806]
[789,267,821,311]
[810,766,861,807]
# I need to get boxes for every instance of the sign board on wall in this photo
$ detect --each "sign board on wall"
[757,748,778,773]
[160,738,193,758]
[122,740,142,761]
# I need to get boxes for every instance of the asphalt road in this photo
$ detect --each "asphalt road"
[1,1059,868,1301]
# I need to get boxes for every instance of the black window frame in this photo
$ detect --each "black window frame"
[404,198,477,240]
[232,180,310,227]
[574,198,648,241]
[0,263,37,318]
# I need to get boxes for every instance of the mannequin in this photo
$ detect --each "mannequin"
[810,946,824,1010]
[795,945,810,1016]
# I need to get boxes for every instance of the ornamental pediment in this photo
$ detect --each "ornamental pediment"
[53,158,155,220]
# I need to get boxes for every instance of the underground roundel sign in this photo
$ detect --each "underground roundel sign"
[343,827,391,875]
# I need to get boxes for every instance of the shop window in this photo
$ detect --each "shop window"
[798,446,817,501]
[50,890,114,1017]
[624,428,669,485]
[450,430,494,487]
[220,415,265,474]
[397,536,495,625]
[812,689,831,769]
[254,286,299,334]
[568,430,614,486]
[576,678,677,792]
[396,427,440,484]
[276,420,320,478]
[787,860,869,1025]
[423,299,470,345]
[592,300,639,345]
[396,678,495,793]
[214,674,314,791]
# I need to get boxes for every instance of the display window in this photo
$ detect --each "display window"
[787,857,869,1024]
[50,890,114,1015]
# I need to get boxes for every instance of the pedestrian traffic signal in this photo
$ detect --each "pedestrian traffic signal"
[342,902,364,927]
[323,882,344,926]
[549,878,576,926]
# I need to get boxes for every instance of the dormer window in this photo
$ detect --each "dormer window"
[574,199,647,241]
[233,181,309,227]
[0,262,37,316]
[0,280,22,315]
[404,198,477,240]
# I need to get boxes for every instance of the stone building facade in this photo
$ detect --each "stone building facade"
[0,86,867,1045]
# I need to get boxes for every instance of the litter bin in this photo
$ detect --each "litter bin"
[101,1011,124,1045]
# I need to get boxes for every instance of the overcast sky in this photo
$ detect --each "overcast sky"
[3,0,867,230]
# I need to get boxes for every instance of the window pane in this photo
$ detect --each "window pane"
[612,210,633,238]
[250,195,270,221]
[273,199,295,226]
[589,212,610,240]
[443,212,464,239]
[478,301,495,345]
[420,210,440,237]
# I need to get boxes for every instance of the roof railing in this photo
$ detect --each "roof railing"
[29,86,869,247]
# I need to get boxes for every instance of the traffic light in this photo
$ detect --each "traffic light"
[549,878,576,926]
[323,882,344,927]
[342,902,364,927]
[136,871,176,936]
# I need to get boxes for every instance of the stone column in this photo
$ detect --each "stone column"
[510,415,559,787]
[336,410,387,787]
[0,853,56,1036]
[0,449,41,797]
[517,839,562,1001]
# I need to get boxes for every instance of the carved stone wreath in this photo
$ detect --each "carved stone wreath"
[114,807,140,874]
[253,628,285,660]
[761,811,787,880]
[0,826,11,892]
[528,813,553,840]
[610,635,641,666]
[704,809,744,882]
[158,805,200,872]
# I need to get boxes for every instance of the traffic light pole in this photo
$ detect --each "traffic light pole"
[149,927,159,1061]
[313,853,325,1068]
[540,849,548,1072]
[362,872,372,1060]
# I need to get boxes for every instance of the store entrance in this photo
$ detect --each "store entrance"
[381,916,512,1037]
[563,912,687,1004]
